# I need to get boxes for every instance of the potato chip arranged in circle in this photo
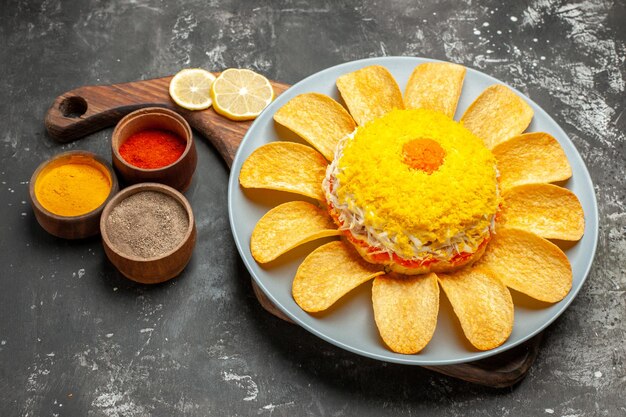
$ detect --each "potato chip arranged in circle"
[492,132,572,190]
[336,65,404,126]
[251,201,341,263]
[372,273,439,354]
[476,228,572,303]
[461,84,534,149]
[239,142,327,201]
[273,93,356,161]
[292,240,384,312]
[438,268,514,351]
[500,184,585,241]
[404,62,466,118]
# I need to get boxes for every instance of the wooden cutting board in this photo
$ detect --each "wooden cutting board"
[45,74,542,388]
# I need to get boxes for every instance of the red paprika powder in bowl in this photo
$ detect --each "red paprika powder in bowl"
[119,129,187,169]
[111,107,197,192]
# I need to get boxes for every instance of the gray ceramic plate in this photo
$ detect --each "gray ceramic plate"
[228,56,598,365]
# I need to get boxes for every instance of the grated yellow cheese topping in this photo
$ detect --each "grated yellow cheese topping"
[332,108,499,259]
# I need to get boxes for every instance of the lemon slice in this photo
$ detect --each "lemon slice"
[211,68,274,121]
[169,68,216,110]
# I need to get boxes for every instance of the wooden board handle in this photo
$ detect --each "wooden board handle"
[45,75,541,388]
[44,75,290,167]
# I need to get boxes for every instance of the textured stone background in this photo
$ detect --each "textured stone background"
[1,0,624,416]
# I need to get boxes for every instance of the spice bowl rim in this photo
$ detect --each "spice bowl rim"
[29,150,119,222]
[100,182,195,263]
[111,107,194,172]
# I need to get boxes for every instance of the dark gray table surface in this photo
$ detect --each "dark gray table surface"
[1,1,624,416]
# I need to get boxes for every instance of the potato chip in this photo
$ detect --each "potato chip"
[371,273,439,354]
[476,228,572,302]
[438,268,513,350]
[500,184,585,241]
[273,93,356,161]
[336,65,404,126]
[493,132,572,190]
[404,62,466,118]
[292,240,384,312]
[461,84,534,149]
[239,142,328,200]
[251,201,341,263]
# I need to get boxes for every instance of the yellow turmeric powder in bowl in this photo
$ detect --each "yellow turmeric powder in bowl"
[29,151,118,239]
[35,155,112,217]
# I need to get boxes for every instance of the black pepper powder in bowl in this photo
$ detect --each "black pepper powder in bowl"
[106,191,188,259]
[100,183,196,284]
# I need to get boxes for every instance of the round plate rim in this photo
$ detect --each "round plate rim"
[228,56,599,366]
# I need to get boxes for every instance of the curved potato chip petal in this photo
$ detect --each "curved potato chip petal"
[239,142,327,200]
[293,240,384,312]
[404,62,466,118]
[372,273,439,354]
[336,65,404,126]
[500,184,585,241]
[251,201,341,263]
[493,132,572,190]
[438,268,513,351]
[273,93,356,161]
[461,84,534,149]
[476,228,572,302]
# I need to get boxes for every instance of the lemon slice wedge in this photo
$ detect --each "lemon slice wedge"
[169,68,216,111]
[211,68,274,121]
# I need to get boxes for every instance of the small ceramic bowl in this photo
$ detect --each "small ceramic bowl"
[29,151,119,239]
[111,107,197,192]
[100,182,197,284]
